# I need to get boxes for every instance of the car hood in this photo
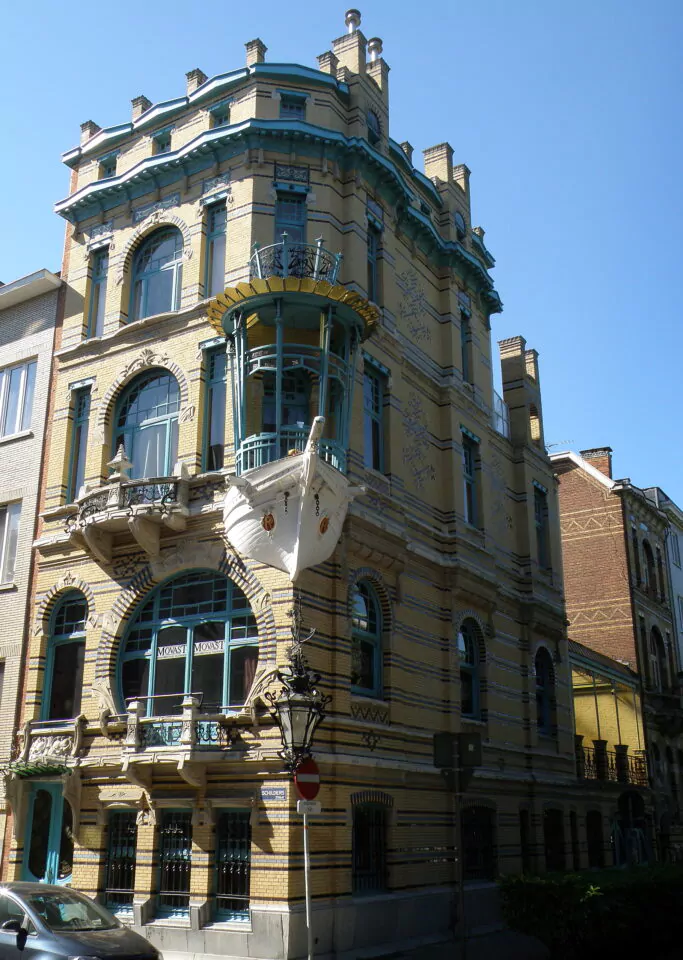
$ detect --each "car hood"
[51,924,158,958]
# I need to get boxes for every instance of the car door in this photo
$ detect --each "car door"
[0,894,53,960]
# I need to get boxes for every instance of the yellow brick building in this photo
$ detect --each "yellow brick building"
[4,11,643,959]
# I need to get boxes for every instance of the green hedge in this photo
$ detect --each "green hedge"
[499,867,683,960]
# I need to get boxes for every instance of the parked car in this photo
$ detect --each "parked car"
[0,883,161,959]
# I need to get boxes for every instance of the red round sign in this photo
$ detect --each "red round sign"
[294,757,320,800]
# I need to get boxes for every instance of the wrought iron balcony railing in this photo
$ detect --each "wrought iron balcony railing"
[578,744,648,787]
[236,427,346,474]
[250,236,342,285]
[124,696,240,753]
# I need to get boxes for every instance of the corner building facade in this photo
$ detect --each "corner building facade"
[8,13,611,958]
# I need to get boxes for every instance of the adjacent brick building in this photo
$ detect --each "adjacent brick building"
[0,268,61,859]
[553,448,683,857]
[3,12,633,959]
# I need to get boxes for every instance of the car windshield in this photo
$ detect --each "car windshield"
[22,890,118,932]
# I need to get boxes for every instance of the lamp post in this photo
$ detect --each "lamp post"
[267,598,331,960]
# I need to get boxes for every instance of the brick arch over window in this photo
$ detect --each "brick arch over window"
[114,214,192,288]
[351,790,393,807]
[94,540,277,686]
[453,608,488,639]
[347,567,393,633]
[95,355,190,438]
[34,575,96,638]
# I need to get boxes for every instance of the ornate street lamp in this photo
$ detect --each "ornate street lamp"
[267,597,331,771]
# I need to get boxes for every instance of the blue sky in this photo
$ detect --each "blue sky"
[2,1,682,498]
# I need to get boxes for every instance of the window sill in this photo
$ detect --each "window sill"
[0,429,32,447]
[350,691,386,705]
[461,715,486,726]
[0,582,17,594]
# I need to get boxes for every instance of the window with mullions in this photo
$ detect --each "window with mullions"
[130,227,183,321]
[215,810,252,919]
[44,592,87,721]
[363,370,385,472]
[0,502,20,585]
[367,110,381,146]
[105,811,137,910]
[203,347,227,471]
[534,487,551,570]
[462,435,479,526]
[205,202,227,297]
[67,388,90,503]
[458,619,482,720]
[114,370,180,480]
[367,224,381,303]
[87,249,108,338]
[352,803,388,893]
[211,103,230,128]
[535,647,556,737]
[120,571,259,716]
[351,581,382,697]
[274,194,307,244]
[0,358,36,438]
[279,93,306,121]
[153,130,172,155]
[158,811,192,917]
[99,155,117,179]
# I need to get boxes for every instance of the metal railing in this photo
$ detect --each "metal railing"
[579,745,648,787]
[236,429,346,474]
[124,696,239,752]
[78,478,183,519]
[250,236,342,284]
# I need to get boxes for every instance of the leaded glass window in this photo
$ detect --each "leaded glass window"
[120,571,259,716]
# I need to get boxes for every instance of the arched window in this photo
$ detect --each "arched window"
[529,404,542,444]
[119,571,259,716]
[643,541,656,599]
[131,227,183,321]
[351,580,382,697]
[114,370,180,479]
[44,591,87,721]
[649,627,668,692]
[535,647,556,737]
[367,110,381,146]
[586,810,604,868]
[457,618,482,719]
[462,806,496,880]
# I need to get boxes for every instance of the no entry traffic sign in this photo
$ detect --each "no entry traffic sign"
[294,757,320,800]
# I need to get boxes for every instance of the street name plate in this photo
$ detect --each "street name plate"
[261,787,287,802]
[297,800,321,815]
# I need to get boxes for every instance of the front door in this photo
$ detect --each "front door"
[22,783,73,884]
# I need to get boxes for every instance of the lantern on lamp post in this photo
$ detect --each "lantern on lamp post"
[267,597,331,771]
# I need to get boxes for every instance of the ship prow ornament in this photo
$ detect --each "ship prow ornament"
[223,417,364,581]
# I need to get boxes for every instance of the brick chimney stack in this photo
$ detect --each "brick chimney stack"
[580,448,613,479]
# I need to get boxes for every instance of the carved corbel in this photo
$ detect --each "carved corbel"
[91,676,118,735]
[122,758,151,793]
[82,524,113,565]
[72,715,87,758]
[128,516,160,559]
[178,758,205,790]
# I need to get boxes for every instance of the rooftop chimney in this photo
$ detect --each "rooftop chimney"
[400,141,414,164]
[131,95,152,120]
[580,447,613,479]
[317,50,339,75]
[80,120,101,145]
[423,143,454,184]
[245,38,267,66]
[346,8,361,32]
[186,68,208,95]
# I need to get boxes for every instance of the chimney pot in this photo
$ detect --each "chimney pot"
[345,8,361,32]
[245,38,267,66]
[367,37,383,61]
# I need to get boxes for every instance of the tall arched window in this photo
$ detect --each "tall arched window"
[351,580,382,697]
[44,591,87,720]
[131,227,183,321]
[458,618,482,720]
[535,647,556,736]
[649,627,668,692]
[643,541,657,599]
[119,570,258,716]
[114,370,180,479]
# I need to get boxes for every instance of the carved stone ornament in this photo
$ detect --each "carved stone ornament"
[179,404,196,424]
[28,735,72,763]
[396,270,431,343]
[402,393,436,489]
[123,349,170,378]
[91,675,119,733]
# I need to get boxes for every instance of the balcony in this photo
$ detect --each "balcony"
[66,447,189,564]
[250,236,342,284]
[237,425,345,474]
[576,738,648,788]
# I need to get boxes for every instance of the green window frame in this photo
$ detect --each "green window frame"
[363,369,385,472]
[274,194,307,244]
[66,387,90,503]
[87,249,108,338]
[105,811,137,912]
[279,93,306,121]
[457,619,482,720]
[203,345,227,471]
[119,570,259,716]
[367,223,381,303]
[351,580,382,697]
[205,202,227,297]
[215,810,252,919]
[99,154,117,179]
[130,227,183,322]
[461,317,472,384]
[42,591,87,722]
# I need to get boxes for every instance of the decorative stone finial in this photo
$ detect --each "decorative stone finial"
[108,444,133,482]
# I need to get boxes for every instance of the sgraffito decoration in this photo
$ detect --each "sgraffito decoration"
[402,393,436,489]
[396,270,431,343]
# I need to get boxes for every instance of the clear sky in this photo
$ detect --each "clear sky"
[1,1,682,498]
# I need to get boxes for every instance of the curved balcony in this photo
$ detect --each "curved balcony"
[250,236,342,285]
[237,426,346,474]
[66,447,189,564]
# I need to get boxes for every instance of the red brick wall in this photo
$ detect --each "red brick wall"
[556,463,637,667]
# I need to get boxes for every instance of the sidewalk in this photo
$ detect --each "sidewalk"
[380,929,549,960]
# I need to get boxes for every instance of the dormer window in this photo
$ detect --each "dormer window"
[153,129,172,155]
[279,93,307,122]
[367,110,381,146]
[210,101,231,128]
[99,154,117,179]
